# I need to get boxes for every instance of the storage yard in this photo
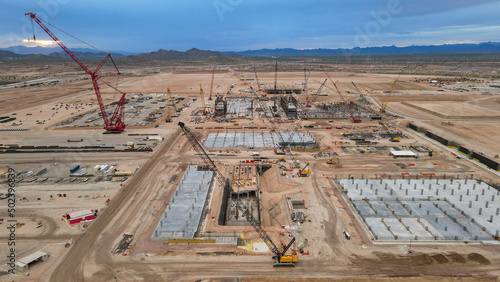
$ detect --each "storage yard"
[1,61,500,281]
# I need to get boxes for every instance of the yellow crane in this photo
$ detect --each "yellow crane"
[200,84,207,115]
[381,70,403,113]
[352,82,401,142]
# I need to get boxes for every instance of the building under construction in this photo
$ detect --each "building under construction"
[214,96,227,117]
[280,96,299,119]
[265,86,303,95]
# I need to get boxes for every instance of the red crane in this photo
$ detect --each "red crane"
[208,66,215,100]
[26,12,126,132]
[321,66,361,123]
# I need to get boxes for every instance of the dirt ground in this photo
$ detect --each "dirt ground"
[0,65,499,281]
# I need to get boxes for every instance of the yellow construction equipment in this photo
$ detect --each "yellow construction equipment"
[200,84,207,115]
[326,157,339,164]
[277,158,286,163]
[352,82,402,142]
[297,163,311,177]
[381,70,403,113]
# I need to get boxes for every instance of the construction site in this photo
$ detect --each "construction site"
[0,12,500,281]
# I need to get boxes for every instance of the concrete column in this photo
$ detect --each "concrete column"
[444,184,447,190]
[459,194,462,201]
[482,190,485,195]
[360,189,363,195]
[421,189,424,195]
[375,189,378,195]
[479,208,482,215]
[164,213,168,218]
[476,195,479,201]
[467,189,469,196]
[356,184,358,190]
[419,203,422,208]
[473,184,476,190]
[490,215,493,222]
[459,183,461,190]
[492,195,495,201]
[436,189,439,195]
[405,189,408,195]
[496,208,499,215]
[444,226,448,231]
[486,201,489,208]
[414,184,417,190]
[371,184,373,190]
[469,201,472,208]
[451,190,454,196]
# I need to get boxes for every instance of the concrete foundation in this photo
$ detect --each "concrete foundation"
[338,178,500,242]
[204,132,316,149]
[151,166,214,241]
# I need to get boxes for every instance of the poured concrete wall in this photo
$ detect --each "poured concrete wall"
[338,178,500,241]
[151,166,214,241]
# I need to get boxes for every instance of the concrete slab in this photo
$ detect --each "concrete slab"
[338,178,499,242]
[151,166,214,241]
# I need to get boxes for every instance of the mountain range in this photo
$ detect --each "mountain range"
[224,42,500,56]
[1,42,500,61]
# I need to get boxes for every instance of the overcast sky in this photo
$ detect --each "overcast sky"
[1,0,500,52]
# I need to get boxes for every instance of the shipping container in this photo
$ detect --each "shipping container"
[70,165,80,173]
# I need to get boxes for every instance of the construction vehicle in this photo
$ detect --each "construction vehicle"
[381,70,403,113]
[178,122,298,266]
[297,163,311,177]
[199,84,207,115]
[326,157,339,164]
[351,82,401,142]
[26,12,126,133]
[127,142,134,149]
[277,158,286,163]
[321,66,362,123]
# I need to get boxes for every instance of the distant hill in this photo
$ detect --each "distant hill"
[49,51,125,59]
[0,45,137,56]
[225,42,500,56]
[0,50,25,60]
[137,48,234,60]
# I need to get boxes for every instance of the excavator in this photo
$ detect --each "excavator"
[178,122,298,266]
[326,157,339,165]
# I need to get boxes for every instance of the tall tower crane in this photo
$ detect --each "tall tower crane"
[208,67,215,101]
[200,84,207,115]
[321,66,361,123]
[26,12,126,133]
[381,70,403,113]
[165,87,174,123]
[352,82,401,142]
[178,122,298,266]
[274,61,278,91]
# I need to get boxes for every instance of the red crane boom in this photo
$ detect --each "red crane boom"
[26,12,126,132]
[321,66,361,123]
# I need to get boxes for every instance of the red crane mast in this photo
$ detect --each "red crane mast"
[321,66,361,123]
[26,12,126,132]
